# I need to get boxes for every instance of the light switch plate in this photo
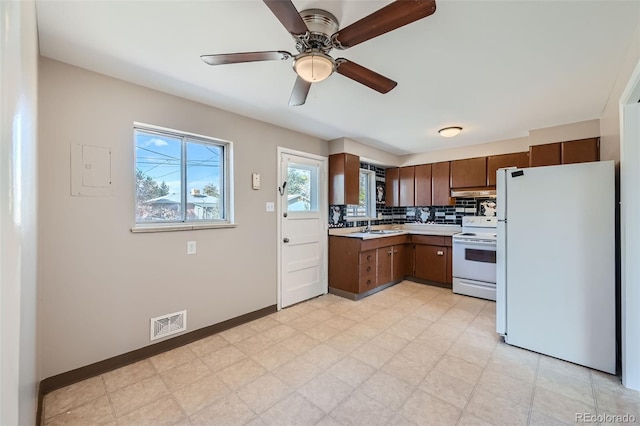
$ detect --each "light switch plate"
[252,173,260,190]
[266,202,274,212]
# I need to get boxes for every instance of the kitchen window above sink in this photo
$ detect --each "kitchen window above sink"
[345,168,376,221]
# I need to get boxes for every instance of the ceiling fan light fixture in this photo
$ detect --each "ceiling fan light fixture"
[294,53,334,83]
[439,126,463,138]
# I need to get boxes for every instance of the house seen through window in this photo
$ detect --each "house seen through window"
[346,169,376,219]
[134,124,231,224]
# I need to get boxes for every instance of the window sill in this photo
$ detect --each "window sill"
[131,222,238,233]
[344,216,377,222]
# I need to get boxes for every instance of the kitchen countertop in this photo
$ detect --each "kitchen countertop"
[329,224,462,239]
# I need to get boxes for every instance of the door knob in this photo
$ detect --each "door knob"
[283,238,290,243]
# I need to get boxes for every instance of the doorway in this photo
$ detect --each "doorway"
[277,148,328,309]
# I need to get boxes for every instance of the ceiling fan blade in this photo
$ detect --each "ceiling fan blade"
[289,76,311,106]
[335,59,397,94]
[333,0,436,49]
[201,51,292,66]
[263,0,308,36]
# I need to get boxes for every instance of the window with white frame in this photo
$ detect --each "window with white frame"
[134,124,232,226]
[345,169,376,219]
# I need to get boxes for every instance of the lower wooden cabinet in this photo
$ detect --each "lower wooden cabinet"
[329,234,453,298]
[377,246,392,286]
[329,235,410,297]
[359,249,376,293]
[414,244,448,283]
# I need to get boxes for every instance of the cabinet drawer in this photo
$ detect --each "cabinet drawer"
[359,250,376,264]
[412,235,446,246]
[359,263,375,276]
[359,275,376,293]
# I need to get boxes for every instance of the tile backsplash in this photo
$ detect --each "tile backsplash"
[329,161,496,228]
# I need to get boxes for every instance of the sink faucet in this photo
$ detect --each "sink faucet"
[362,220,371,232]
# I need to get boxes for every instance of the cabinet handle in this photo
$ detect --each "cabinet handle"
[367,255,372,261]
[367,279,372,285]
[394,250,398,254]
[437,250,444,256]
[366,266,371,272]
[388,250,392,255]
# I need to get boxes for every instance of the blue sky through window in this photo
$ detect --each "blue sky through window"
[135,131,222,195]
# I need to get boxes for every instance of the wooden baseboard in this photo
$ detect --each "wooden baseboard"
[38,304,276,399]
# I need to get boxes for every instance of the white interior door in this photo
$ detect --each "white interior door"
[278,150,327,308]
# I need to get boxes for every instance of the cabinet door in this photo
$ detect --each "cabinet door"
[414,244,447,283]
[399,166,415,206]
[392,245,406,282]
[529,143,560,167]
[403,243,415,277]
[328,153,360,205]
[561,138,599,164]
[385,167,399,207]
[450,157,487,188]
[377,246,392,286]
[414,164,432,206]
[486,152,529,186]
[431,162,453,206]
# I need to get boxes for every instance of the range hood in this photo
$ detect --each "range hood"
[450,187,497,198]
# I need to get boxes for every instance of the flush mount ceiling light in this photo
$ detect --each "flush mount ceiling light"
[293,52,335,83]
[439,126,463,138]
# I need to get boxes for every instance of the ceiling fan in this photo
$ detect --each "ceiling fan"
[200,0,437,106]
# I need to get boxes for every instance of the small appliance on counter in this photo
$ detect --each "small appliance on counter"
[452,216,497,301]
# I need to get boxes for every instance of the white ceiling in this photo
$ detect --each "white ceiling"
[35,0,639,155]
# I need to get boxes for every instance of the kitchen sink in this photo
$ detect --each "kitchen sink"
[367,229,404,234]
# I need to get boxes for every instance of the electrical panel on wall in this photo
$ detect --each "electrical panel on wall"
[71,144,113,196]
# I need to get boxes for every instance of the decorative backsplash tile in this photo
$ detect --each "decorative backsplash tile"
[328,161,497,227]
[328,205,346,228]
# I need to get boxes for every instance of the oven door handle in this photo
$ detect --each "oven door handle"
[453,239,496,246]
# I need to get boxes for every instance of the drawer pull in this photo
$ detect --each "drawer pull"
[388,250,392,255]
[366,266,371,273]
[367,279,372,285]
[367,255,372,261]
[437,250,444,256]
[394,250,398,254]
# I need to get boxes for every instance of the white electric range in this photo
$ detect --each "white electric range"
[452,216,497,301]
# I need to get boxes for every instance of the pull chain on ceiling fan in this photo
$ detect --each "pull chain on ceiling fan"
[201,0,437,106]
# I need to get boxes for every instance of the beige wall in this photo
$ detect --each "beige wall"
[400,120,600,166]
[328,137,401,167]
[601,25,640,163]
[329,120,602,169]
[38,58,327,378]
[1,1,39,424]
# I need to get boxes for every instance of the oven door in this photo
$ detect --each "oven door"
[452,238,497,283]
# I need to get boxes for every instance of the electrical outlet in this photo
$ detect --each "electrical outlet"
[187,241,196,255]
[266,202,274,212]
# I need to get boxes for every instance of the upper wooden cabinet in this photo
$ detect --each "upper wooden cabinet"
[385,167,400,207]
[414,164,432,206]
[530,138,600,167]
[399,166,415,207]
[329,153,359,205]
[431,161,454,206]
[561,138,599,164]
[529,143,561,167]
[450,157,487,188]
[486,152,529,186]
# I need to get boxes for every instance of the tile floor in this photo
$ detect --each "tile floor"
[42,281,640,425]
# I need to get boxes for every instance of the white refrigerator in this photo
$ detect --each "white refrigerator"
[496,160,616,374]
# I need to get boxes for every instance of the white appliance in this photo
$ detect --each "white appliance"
[496,161,616,374]
[453,216,497,301]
